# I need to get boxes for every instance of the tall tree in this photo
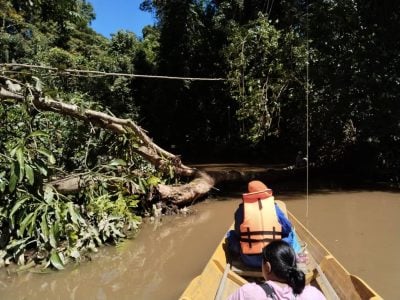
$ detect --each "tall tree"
[305,0,400,179]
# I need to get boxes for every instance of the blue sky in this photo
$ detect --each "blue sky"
[89,0,155,38]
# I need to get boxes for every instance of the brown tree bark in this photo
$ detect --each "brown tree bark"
[0,86,214,204]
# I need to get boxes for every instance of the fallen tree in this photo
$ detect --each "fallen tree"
[0,83,214,205]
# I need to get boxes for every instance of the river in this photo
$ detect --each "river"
[0,188,399,299]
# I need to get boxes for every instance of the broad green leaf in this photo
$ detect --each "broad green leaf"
[10,196,30,225]
[19,212,34,237]
[110,223,125,238]
[48,154,56,165]
[49,224,57,248]
[34,162,48,176]
[54,204,61,221]
[16,147,25,178]
[40,215,49,242]
[37,148,56,165]
[6,237,31,251]
[29,204,44,235]
[10,145,18,158]
[0,179,6,193]
[67,202,80,225]
[37,148,52,158]
[50,250,64,270]
[9,197,30,226]
[9,173,18,193]
[25,164,34,185]
[138,178,145,193]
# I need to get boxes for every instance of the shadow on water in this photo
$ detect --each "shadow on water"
[208,163,400,199]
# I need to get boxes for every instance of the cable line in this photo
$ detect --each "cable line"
[0,63,226,81]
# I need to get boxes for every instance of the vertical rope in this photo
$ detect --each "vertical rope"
[306,0,310,218]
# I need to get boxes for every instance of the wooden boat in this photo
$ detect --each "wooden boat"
[179,201,382,300]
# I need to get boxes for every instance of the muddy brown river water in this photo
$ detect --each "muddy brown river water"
[0,189,399,299]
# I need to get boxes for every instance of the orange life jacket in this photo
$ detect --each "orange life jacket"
[239,189,282,255]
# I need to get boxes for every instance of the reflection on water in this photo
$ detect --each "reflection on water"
[0,191,398,299]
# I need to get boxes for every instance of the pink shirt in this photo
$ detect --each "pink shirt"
[227,281,326,300]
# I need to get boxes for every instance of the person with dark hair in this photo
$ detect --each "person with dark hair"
[228,240,325,299]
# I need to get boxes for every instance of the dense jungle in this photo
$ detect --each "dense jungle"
[0,0,399,272]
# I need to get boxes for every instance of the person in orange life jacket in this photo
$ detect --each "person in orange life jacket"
[227,180,298,268]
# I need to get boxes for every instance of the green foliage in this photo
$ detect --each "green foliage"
[110,30,139,55]
[226,14,307,142]
[139,26,160,66]
[0,0,167,271]
[304,0,400,178]
[0,99,159,269]
[0,79,167,269]
[44,47,77,69]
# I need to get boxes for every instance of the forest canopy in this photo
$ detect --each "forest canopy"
[0,0,399,270]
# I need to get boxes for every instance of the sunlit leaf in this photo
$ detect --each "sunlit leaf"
[40,215,49,242]
[138,178,145,193]
[110,223,125,238]
[44,185,54,204]
[16,147,25,180]
[29,204,44,235]
[48,154,56,165]
[37,148,56,165]
[50,250,64,270]
[0,178,6,193]
[25,164,34,185]
[10,196,30,223]
[109,159,127,166]
[67,202,82,225]
[49,224,57,249]
[6,237,31,251]
[10,145,18,158]
[19,212,34,237]
[69,248,80,259]
[34,162,48,176]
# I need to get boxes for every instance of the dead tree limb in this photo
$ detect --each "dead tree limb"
[0,87,214,204]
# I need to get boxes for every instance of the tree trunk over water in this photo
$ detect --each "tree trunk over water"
[0,86,214,205]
